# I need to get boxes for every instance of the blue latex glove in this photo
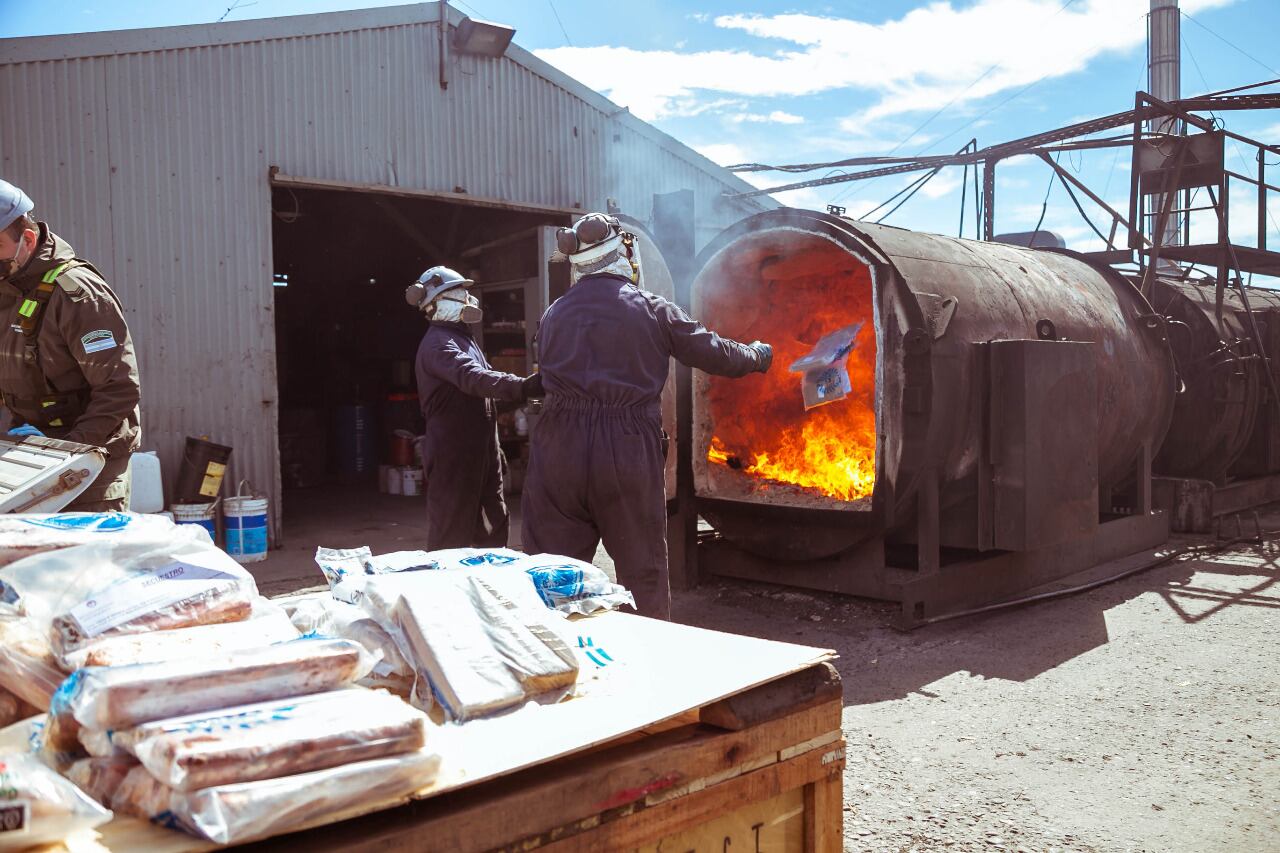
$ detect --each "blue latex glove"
[7,424,43,438]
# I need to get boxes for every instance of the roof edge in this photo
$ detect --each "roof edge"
[0,2,442,64]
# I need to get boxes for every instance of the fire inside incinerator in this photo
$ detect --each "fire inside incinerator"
[700,243,878,504]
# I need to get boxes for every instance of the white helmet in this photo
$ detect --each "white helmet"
[0,180,34,232]
[404,265,473,310]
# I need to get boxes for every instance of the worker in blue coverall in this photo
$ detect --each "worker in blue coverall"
[406,266,542,549]
[522,213,773,620]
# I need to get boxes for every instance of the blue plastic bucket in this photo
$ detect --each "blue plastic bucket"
[172,502,217,542]
[224,481,268,563]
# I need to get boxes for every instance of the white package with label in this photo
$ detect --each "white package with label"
[283,595,413,695]
[360,570,578,720]
[0,752,112,851]
[0,513,182,569]
[788,322,864,410]
[112,749,441,845]
[115,688,427,790]
[44,638,376,754]
[0,526,258,662]
[62,598,299,670]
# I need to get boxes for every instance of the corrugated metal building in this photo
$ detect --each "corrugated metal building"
[0,3,773,536]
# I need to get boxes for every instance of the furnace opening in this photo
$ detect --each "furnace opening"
[694,229,879,510]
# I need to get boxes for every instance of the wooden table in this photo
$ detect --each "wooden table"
[27,614,846,852]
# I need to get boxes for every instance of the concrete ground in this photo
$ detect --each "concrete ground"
[254,489,1279,852]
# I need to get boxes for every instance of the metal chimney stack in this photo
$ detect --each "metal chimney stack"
[1148,0,1182,251]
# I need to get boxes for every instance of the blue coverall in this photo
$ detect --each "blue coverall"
[415,321,526,549]
[522,273,762,619]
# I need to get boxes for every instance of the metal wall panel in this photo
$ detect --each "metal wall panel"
[0,3,774,536]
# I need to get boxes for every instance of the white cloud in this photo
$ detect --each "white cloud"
[534,0,1235,121]
[920,171,962,200]
[729,110,805,125]
[694,142,751,167]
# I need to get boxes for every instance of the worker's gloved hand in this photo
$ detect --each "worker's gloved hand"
[748,341,773,374]
[7,424,43,438]
[521,373,545,400]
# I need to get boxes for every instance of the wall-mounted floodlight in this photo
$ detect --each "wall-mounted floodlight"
[454,17,515,57]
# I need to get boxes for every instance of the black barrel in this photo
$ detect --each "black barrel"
[173,436,233,504]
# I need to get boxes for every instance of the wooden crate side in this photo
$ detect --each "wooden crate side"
[804,772,844,853]
[249,700,843,853]
[540,741,847,852]
[638,787,806,852]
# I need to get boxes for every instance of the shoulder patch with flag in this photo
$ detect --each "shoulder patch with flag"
[81,329,117,354]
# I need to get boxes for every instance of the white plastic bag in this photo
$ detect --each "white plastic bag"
[0,512,182,569]
[313,546,370,590]
[502,555,635,616]
[788,322,864,410]
[316,547,441,605]
[113,749,441,845]
[0,526,258,661]
[0,752,112,850]
[282,595,413,696]
[116,688,427,791]
[44,638,377,754]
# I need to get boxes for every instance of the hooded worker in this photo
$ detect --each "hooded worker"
[407,265,542,549]
[522,213,772,619]
[0,179,141,511]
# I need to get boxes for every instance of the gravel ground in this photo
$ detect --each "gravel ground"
[673,537,1280,853]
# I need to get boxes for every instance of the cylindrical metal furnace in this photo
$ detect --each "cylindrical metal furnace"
[689,210,1178,560]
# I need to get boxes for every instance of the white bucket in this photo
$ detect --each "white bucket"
[172,501,217,542]
[378,464,393,494]
[387,465,403,495]
[401,467,423,497]
[224,480,268,564]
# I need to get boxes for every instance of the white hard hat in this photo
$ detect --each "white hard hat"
[404,265,473,310]
[0,180,34,232]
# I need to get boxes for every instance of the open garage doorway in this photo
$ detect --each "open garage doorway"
[269,178,570,567]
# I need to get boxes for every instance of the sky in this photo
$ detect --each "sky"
[3,0,1279,261]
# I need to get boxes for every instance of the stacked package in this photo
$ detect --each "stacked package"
[307,545,634,722]
[49,639,439,844]
[0,514,300,711]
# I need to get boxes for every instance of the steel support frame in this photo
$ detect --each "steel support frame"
[697,508,1169,629]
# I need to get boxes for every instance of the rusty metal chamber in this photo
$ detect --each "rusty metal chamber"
[686,209,1179,561]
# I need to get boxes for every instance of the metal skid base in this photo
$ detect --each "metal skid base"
[1154,472,1280,534]
[699,510,1171,629]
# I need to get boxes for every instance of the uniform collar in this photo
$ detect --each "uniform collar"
[5,224,75,294]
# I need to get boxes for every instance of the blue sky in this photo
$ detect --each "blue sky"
[4,0,1279,257]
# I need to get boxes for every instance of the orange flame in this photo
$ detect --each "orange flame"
[702,241,877,503]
